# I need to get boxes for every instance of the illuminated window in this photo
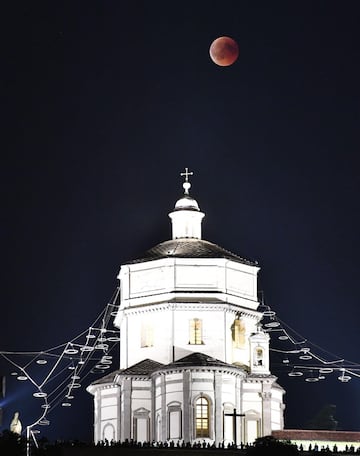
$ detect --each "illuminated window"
[189,318,203,345]
[195,397,209,438]
[141,322,154,348]
[231,319,246,348]
[254,347,263,366]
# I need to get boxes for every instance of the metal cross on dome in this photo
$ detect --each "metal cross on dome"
[180,167,193,194]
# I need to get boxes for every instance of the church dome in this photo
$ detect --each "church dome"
[127,238,257,266]
[174,195,200,211]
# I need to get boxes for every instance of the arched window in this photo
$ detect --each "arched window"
[195,396,209,438]
[231,318,246,348]
[189,318,203,345]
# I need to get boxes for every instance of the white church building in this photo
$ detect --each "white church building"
[87,170,285,446]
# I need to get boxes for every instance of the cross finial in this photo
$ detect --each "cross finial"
[180,167,193,195]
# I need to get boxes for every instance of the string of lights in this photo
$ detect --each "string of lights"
[259,302,359,383]
[0,286,358,437]
[0,286,120,433]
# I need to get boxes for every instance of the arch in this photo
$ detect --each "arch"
[222,402,236,443]
[133,408,150,442]
[244,409,261,444]
[194,395,210,438]
[167,401,182,439]
[102,423,115,442]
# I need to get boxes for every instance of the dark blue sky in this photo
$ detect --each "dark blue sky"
[1,0,360,442]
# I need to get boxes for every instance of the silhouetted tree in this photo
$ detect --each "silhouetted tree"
[246,435,299,455]
[0,429,26,456]
[306,404,338,430]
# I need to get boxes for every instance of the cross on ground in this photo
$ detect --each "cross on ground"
[224,408,245,446]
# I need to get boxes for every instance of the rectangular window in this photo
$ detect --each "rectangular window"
[169,410,181,439]
[189,318,202,345]
[141,322,154,347]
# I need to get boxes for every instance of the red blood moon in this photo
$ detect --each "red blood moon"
[209,36,239,67]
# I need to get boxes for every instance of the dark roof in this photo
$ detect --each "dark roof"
[127,238,257,266]
[91,354,242,386]
[121,358,165,375]
[91,359,165,385]
[164,352,244,371]
[91,369,121,385]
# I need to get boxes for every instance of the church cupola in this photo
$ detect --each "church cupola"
[169,168,205,239]
[249,325,271,375]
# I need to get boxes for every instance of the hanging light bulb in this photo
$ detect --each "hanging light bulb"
[64,347,78,355]
[36,359,48,365]
[288,370,303,377]
[299,354,312,360]
[33,392,48,398]
[319,368,333,374]
[305,377,319,382]
[338,369,351,382]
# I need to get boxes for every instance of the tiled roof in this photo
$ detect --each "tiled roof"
[91,354,244,386]
[273,430,360,442]
[121,358,165,375]
[91,369,122,385]
[127,238,257,266]
[164,352,244,371]
[91,359,165,385]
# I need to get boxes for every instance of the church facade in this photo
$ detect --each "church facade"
[87,172,285,445]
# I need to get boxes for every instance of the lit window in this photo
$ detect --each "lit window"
[141,322,154,348]
[195,397,209,438]
[254,347,263,366]
[189,318,202,345]
[231,319,246,348]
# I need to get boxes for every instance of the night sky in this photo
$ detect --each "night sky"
[1,1,360,442]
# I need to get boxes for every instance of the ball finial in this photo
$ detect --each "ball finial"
[180,168,193,195]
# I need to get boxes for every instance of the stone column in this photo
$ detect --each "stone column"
[183,370,191,443]
[260,385,272,436]
[123,378,132,440]
[161,374,167,441]
[214,371,222,445]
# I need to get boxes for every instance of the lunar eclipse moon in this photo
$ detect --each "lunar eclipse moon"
[209,36,239,66]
